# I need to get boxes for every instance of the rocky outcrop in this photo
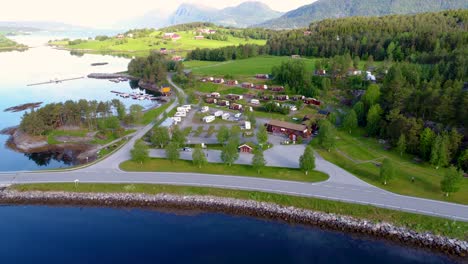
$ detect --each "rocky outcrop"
[9,129,48,152]
[1,190,466,257]
[137,80,159,92]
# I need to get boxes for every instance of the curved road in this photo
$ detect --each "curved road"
[1,74,467,222]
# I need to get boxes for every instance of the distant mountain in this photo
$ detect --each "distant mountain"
[256,0,468,29]
[168,1,283,28]
[115,9,169,30]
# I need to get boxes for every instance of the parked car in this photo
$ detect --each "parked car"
[182,147,192,152]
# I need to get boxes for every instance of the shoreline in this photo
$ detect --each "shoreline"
[0,190,466,257]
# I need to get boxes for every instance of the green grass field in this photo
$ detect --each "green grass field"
[141,100,174,125]
[120,158,328,183]
[47,130,88,144]
[13,183,468,240]
[50,31,266,54]
[185,56,317,77]
[311,129,468,205]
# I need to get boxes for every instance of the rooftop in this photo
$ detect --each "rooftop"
[267,119,307,132]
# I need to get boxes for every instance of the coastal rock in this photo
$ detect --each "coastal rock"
[0,190,466,257]
[10,129,48,152]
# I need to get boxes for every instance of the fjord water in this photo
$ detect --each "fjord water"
[0,34,155,171]
[0,205,455,264]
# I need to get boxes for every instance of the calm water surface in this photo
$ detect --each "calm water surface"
[0,205,457,264]
[0,34,156,171]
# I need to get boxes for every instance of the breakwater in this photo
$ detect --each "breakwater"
[0,190,466,257]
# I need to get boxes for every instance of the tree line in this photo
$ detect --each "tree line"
[186,44,269,61]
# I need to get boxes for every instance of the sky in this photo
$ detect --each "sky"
[0,0,316,28]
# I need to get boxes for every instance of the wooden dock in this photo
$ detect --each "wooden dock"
[27,76,85,86]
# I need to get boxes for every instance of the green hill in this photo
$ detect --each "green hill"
[0,34,27,51]
[257,0,468,29]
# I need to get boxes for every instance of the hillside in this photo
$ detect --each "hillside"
[0,34,27,51]
[256,0,468,29]
[169,2,283,28]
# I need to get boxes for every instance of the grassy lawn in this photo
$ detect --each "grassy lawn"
[120,158,328,183]
[50,31,265,55]
[141,100,174,125]
[185,56,317,77]
[13,183,468,240]
[47,130,88,144]
[311,129,468,205]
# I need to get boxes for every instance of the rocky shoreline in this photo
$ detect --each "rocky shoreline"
[0,190,466,257]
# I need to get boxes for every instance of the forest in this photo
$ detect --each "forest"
[186,44,269,61]
[19,99,144,137]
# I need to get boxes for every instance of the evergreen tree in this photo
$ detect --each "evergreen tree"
[362,84,381,107]
[150,127,170,148]
[299,146,316,175]
[396,134,406,157]
[192,145,207,168]
[353,101,366,126]
[430,135,450,169]
[440,166,462,197]
[129,104,144,124]
[458,149,468,172]
[343,109,358,134]
[131,139,149,164]
[165,142,180,163]
[379,158,395,185]
[252,148,266,174]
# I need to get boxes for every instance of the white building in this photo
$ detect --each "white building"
[203,115,215,123]
[221,113,230,120]
[201,106,209,113]
[250,99,260,105]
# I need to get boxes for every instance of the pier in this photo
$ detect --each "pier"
[27,77,85,86]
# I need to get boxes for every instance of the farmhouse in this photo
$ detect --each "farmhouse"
[217,100,230,107]
[213,78,224,84]
[238,144,253,153]
[205,98,217,104]
[226,94,243,100]
[194,35,204,40]
[270,86,285,92]
[304,98,321,106]
[255,84,268,90]
[255,74,269,79]
[266,120,310,139]
[226,80,238,86]
[275,95,289,101]
[229,103,243,111]
[242,82,254,88]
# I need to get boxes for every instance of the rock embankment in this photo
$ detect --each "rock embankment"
[87,73,137,80]
[9,129,48,152]
[0,190,466,257]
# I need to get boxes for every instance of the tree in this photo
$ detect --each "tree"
[150,127,170,148]
[299,146,315,175]
[342,110,358,134]
[131,139,149,164]
[256,125,268,146]
[419,128,435,160]
[366,104,382,136]
[353,101,366,126]
[230,126,241,142]
[440,166,462,197]
[165,142,180,163]
[448,129,463,160]
[221,138,239,166]
[317,119,336,151]
[362,84,380,107]
[192,145,207,168]
[252,148,266,174]
[430,134,449,169]
[458,149,468,172]
[171,125,186,147]
[129,104,144,124]
[379,158,395,185]
[217,125,230,144]
[396,134,406,157]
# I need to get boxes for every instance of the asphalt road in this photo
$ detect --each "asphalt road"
[1,74,467,222]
